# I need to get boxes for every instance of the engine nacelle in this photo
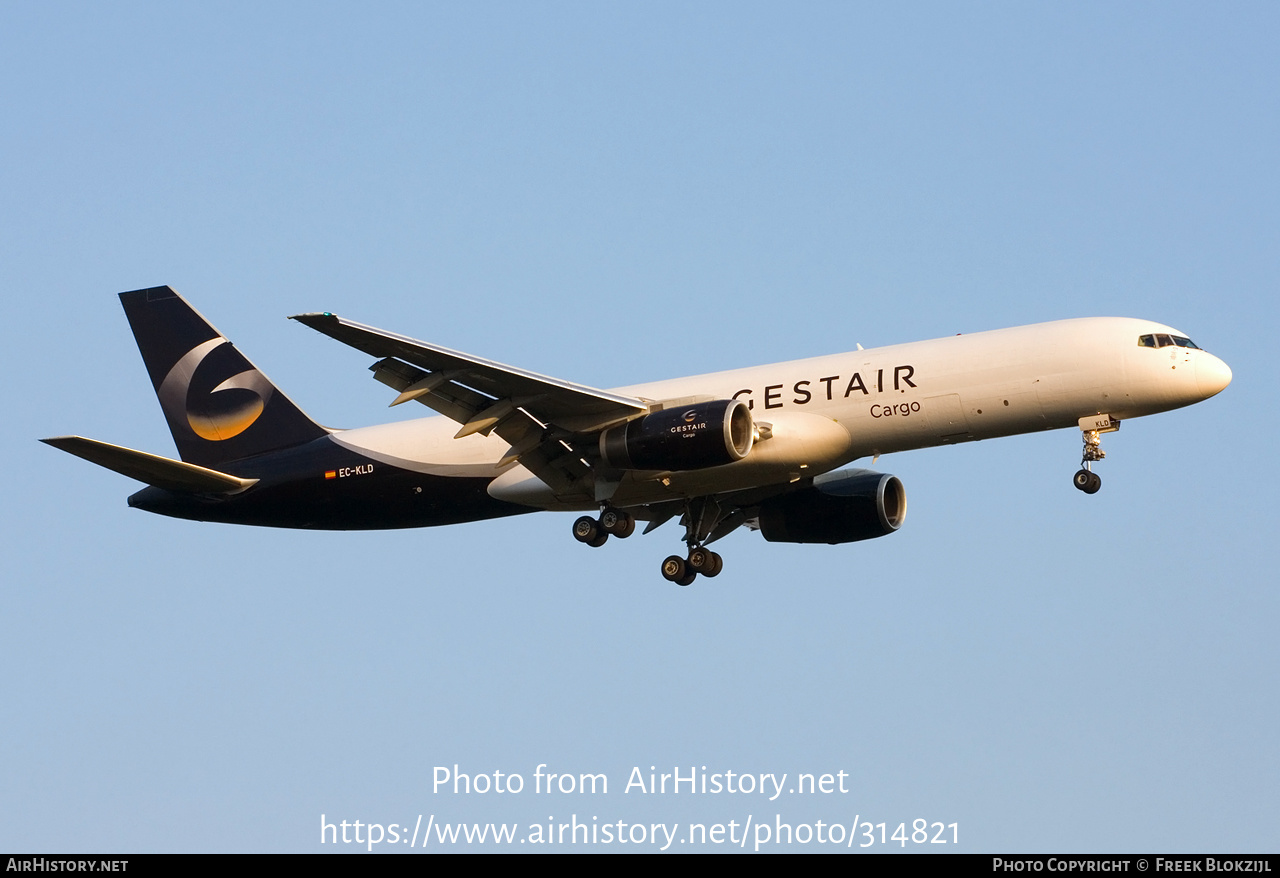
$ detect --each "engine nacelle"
[599,399,754,471]
[758,468,906,544]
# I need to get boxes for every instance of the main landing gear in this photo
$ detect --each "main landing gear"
[570,498,732,586]
[571,506,636,547]
[660,546,723,586]
[659,496,730,586]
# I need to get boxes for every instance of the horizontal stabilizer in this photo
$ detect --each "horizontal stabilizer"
[40,436,258,494]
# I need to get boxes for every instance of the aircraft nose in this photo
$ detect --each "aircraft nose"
[1196,353,1232,399]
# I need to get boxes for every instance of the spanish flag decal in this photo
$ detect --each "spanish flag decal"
[324,470,337,480]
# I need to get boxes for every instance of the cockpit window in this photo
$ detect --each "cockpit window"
[1139,333,1202,350]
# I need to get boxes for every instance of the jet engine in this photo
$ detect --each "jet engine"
[599,399,754,471]
[757,468,906,544]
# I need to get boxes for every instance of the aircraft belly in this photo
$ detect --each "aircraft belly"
[130,469,530,529]
[128,436,529,529]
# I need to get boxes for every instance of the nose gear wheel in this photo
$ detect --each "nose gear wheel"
[1073,468,1102,494]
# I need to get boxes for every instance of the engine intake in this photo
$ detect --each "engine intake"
[758,468,906,544]
[600,399,754,471]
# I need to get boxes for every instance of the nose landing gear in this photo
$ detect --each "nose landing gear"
[1072,416,1119,494]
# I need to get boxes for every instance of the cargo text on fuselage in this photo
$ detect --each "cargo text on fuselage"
[730,364,917,411]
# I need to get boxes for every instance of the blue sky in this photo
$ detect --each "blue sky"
[3,2,1277,852]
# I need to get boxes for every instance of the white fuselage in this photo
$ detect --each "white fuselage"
[330,317,1231,510]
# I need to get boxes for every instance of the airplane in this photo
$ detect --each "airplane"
[42,286,1232,585]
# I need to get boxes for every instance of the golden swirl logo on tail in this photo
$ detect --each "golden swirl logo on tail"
[157,338,275,441]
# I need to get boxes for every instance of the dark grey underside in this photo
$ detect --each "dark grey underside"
[126,435,531,530]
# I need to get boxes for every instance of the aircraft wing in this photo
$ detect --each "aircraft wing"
[291,312,651,499]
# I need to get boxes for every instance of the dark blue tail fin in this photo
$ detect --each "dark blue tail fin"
[120,286,327,467]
